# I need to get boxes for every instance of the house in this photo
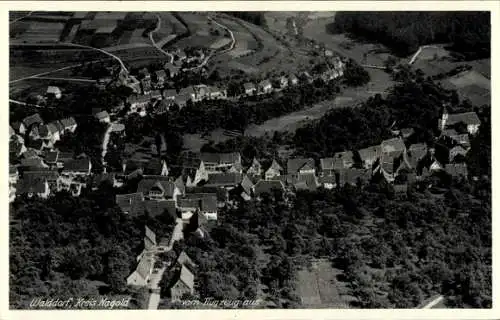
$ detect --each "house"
[288,73,299,86]
[44,150,74,168]
[10,136,27,158]
[402,143,428,170]
[448,145,468,163]
[175,251,197,271]
[180,193,218,220]
[144,159,169,176]
[246,157,262,177]
[60,117,77,133]
[265,159,283,180]
[95,111,110,123]
[439,108,481,135]
[46,86,62,99]
[144,199,177,219]
[174,93,189,109]
[164,62,180,78]
[253,179,285,198]
[138,176,182,202]
[319,176,336,190]
[294,173,320,192]
[320,151,354,176]
[192,161,209,186]
[39,122,61,143]
[278,76,288,89]
[163,89,177,101]
[144,225,157,251]
[193,85,211,101]
[205,172,243,189]
[258,79,273,94]
[22,113,43,131]
[445,163,468,178]
[12,122,26,135]
[240,174,254,200]
[287,158,316,177]
[174,175,186,196]
[393,184,408,199]
[337,168,371,187]
[381,137,406,158]
[90,172,121,190]
[128,95,153,114]
[170,264,195,301]
[154,70,167,87]
[122,159,146,176]
[16,177,50,199]
[24,170,60,193]
[179,86,197,102]
[199,152,242,173]
[62,158,92,176]
[126,253,154,287]
[20,157,49,171]
[116,192,146,215]
[208,86,227,100]
[357,146,381,169]
[400,128,415,139]
[243,82,256,96]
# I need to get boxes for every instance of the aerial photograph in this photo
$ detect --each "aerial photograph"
[8,10,491,310]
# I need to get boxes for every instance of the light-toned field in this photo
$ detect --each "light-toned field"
[296,259,353,308]
[447,70,490,89]
[11,21,65,43]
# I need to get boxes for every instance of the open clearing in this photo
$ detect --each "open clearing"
[244,88,372,138]
[183,129,235,152]
[296,259,354,308]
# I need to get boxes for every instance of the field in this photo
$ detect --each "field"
[153,12,188,44]
[439,69,491,106]
[183,128,235,152]
[10,21,65,43]
[295,259,354,308]
[173,13,225,49]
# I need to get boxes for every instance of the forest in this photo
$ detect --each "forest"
[328,12,491,59]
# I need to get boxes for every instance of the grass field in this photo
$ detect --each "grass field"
[296,259,354,308]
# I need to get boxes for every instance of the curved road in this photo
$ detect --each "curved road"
[149,14,174,63]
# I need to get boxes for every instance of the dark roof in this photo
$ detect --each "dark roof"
[60,117,77,128]
[358,146,381,161]
[205,172,242,187]
[287,158,315,175]
[137,177,177,198]
[294,173,319,191]
[320,151,354,170]
[10,165,18,175]
[155,70,167,79]
[337,168,371,186]
[45,151,74,164]
[62,158,91,173]
[20,157,47,169]
[115,192,145,215]
[445,163,468,177]
[145,225,156,245]
[241,174,254,194]
[200,152,240,164]
[144,199,177,218]
[254,179,285,196]
[91,172,116,188]
[186,186,228,202]
[144,159,166,175]
[22,113,43,128]
[23,170,59,182]
[394,184,408,194]
[16,177,48,195]
[446,112,481,126]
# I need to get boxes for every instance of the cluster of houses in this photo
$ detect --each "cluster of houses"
[126,226,196,301]
[122,56,345,117]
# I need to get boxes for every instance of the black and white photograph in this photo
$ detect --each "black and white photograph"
[5,1,495,316]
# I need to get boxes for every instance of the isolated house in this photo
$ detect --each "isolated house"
[46,86,62,99]
[95,111,110,123]
[439,109,481,135]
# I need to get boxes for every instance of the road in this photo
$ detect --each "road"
[101,122,114,166]
[9,99,54,109]
[149,14,174,63]
[22,76,96,83]
[183,16,235,72]
[420,295,444,309]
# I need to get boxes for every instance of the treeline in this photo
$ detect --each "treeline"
[9,189,177,309]
[328,12,490,59]
[224,12,267,27]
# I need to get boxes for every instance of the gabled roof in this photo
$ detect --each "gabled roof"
[321,151,354,170]
[95,111,110,120]
[407,143,428,162]
[135,255,153,280]
[241,174,254,194]
[200,195,217,212]
[144,159,166,175]
[164,89,177,98]
[91,172,116,189]
[145,225,157,245]
[137,177,177,198]
[205,172,242,187]
[174,176,185,195]
[358,145,381,162]
[254,179,285,196]
[295,173,319,191]
[200,152,240,164]
[243,82,256,90]
[62,158,91,173]
[155,70,167,78]
[144,199,177,218]
[246,157,261,175]
[259,79,272,87]
[450,134,470,146]
[116,192,145,215]
[381,137,406,154]
[441,129,458,137]
[179,86,196,96]
[20,157,47,169]
[23,170,59,182]
[22,113,43,128]
[446,112,481,126]
[175,264,194,290]
[177,251,196,268]
[10,126,15,136]
[16,177,48,195]
[287,158,315,175]
[266,159,283,173]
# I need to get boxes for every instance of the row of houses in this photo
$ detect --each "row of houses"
[124,56,346,116]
